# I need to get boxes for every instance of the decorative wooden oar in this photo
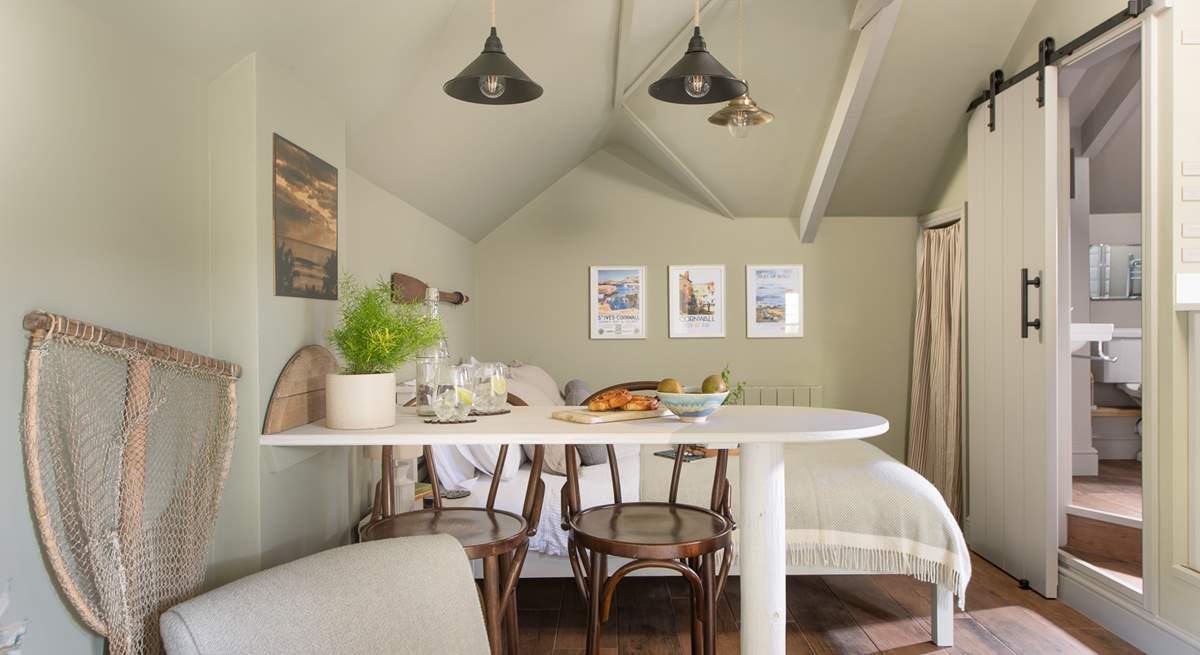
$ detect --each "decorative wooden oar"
[391,272,469,305]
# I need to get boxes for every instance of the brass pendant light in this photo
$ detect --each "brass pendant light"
[444,0,543,105]
[649,0,746,104]
[707,0,773,138]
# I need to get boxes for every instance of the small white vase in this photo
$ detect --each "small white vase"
[325,372,397,430]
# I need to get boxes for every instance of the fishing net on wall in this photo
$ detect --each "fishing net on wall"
[20,312,240,655]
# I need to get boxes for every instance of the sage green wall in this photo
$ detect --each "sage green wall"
[0,0,209,651]
[0,20,478,650]
[474,147,917,459]
[923,132,967,215]
[209,53,479,579]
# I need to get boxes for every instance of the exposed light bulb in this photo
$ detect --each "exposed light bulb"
[684,74,711,99]
[479,75,506,99]
[727,111,751,138]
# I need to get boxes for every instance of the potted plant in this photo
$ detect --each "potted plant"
[327,277,444,429]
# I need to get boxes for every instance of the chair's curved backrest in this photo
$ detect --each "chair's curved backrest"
[584,381,660,402]
[571,382,731,517]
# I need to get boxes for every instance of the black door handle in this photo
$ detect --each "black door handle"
[1022,268,1041,339]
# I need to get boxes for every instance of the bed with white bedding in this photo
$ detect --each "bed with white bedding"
[432,364,967,646]
[441,440,967,647]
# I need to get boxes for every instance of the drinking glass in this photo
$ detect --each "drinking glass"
[474,362,507,412]
[450,365,474,421]
[473,365,495,413]
[432,364,471,421]
[488,363,508,409]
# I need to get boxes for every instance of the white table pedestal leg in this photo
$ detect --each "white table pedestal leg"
[739,441,787,654]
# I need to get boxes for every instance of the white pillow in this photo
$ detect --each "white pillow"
[460,444,522,480]
[430,444,523,490]
[507,365,564,406]
[430,445,478,491]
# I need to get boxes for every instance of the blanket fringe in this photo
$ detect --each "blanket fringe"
[730,541,967,609]
[535,537,968,609]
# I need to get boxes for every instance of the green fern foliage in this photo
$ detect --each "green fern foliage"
[329,276,444,375]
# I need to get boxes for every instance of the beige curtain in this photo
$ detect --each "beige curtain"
[907,222,965,519]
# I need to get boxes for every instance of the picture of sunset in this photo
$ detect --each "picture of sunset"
[273,134,338,299]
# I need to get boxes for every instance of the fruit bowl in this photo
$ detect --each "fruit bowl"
[656,387,729,423]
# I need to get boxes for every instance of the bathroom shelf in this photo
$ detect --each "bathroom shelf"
[1092,406,1141,418]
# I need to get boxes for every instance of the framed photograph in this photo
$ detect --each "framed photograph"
[273,133,338,299]
[746,265,804,338]
[669,265,725,338]
[590,266,646,339]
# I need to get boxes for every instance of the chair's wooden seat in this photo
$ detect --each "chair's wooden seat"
[362,508,528,560]
[570,502,733,560]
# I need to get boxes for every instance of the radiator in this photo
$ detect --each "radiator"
[731,385,823,407]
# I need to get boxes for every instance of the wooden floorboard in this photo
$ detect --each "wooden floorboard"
[515,553,1142,654]
[1072,460,1142,520]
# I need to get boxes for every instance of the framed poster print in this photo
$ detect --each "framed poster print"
[590,266,647,339]
[669,265,725,338]
[746,265,803,338]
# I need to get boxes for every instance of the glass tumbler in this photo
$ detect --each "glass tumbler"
[450,365,474,421]
[489,363,508,408]
[432,363,465,421]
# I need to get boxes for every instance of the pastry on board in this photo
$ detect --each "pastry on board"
[587,388,633,411]
[621,395,660,411]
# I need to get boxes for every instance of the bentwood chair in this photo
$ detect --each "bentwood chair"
[362,393,542,655]
[563,383,736,655]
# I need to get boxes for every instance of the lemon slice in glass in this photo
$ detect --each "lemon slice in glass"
[490,376,508,397]
[457,387,475,406]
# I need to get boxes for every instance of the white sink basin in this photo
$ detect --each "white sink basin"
[1071,323,1114,352]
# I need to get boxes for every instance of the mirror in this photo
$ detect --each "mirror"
[1089,244,1142,300]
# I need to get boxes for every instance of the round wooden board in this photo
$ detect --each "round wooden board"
[262,345,339,434]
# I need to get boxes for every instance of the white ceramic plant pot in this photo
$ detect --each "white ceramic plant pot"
[325,372,397,430]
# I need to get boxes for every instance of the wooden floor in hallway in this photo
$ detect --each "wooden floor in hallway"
[513,552,1142,654]
[1072,460,1142,520]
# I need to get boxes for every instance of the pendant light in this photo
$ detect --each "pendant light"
[707,0,773,138]
[443,0,543,105]
[649,0,746,104]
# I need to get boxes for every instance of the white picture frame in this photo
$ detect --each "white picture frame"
[668,265,726,338]
[590,266,647,339]
[746,265,804,338]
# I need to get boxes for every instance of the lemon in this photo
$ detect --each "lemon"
[457,387,475,406]
[491,376,508,397]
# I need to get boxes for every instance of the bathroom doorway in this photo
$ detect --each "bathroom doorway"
[1060,30,1144,594]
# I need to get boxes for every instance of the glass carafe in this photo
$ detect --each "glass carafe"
[415,288,450,416]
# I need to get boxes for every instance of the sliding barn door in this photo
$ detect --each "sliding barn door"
[965,69,1062,597]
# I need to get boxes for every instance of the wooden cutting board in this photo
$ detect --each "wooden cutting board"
[550,407,672,424]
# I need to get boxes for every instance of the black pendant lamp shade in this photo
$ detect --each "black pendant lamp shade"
[444,27,543,105]
[649,27,747,104]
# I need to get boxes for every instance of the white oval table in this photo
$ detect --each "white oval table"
[263,405,889,654]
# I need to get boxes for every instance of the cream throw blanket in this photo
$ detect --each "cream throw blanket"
[667,441,971,606]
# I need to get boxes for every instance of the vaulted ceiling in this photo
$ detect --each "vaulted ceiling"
[69,0,1043,241]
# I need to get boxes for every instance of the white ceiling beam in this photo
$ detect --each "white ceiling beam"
[613,0,636,109]
[793,0,901,243]
[621,0,731,104]
[1081,78,1139,158]
[1081,47,1141,158]
[849,0,897,31]
[620,105,735,219]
